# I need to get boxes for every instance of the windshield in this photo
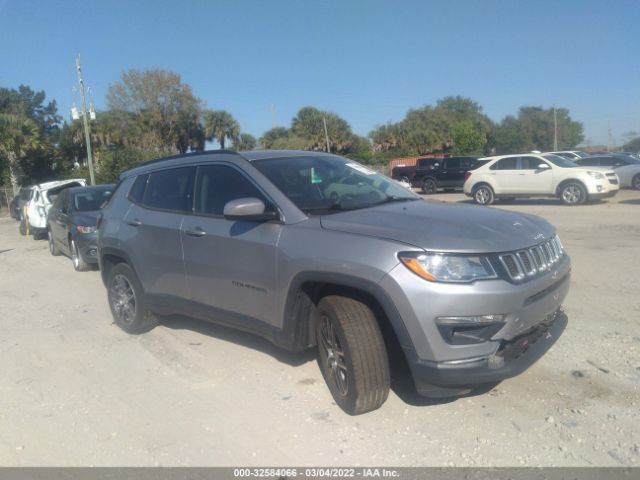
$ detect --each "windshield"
[253,155,419,214]
[542,154,578,168]
[72,186,115,211]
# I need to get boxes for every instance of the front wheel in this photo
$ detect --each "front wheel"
[632,174,640,190]
[315,296,390,415]
[48,230,60,256]
[473,185,495,205]
[421,178,437,194]
[70,239,90,271]
[107,263,158,334]
[560,182,586,205]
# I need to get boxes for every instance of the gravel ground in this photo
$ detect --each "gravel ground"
[0,189,638,466]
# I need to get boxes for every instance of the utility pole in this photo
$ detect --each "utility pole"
[322,116,331,153]
[75,55,95,185]
[271,104,276,129]
[553,106,558,151]
[608,124,612,152]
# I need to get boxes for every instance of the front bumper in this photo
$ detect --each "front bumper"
[379,254,571,394]
[405,309,567,394]
[588,190,618,200]
[73,233,99,265]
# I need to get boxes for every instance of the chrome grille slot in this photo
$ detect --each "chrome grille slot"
[499,254,524,281]
[498,235,566,282]
[517,251,536,276]
[529,247,543,270]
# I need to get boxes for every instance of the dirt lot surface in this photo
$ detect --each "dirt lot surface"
[0,190,639,466]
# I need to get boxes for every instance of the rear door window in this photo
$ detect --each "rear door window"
[490,158,518,170]
[141,167,195,212]
[444,158,461,170]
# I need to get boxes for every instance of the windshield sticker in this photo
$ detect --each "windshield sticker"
[346,163,376,175]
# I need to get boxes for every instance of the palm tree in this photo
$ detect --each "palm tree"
[0,113,42,194]
[203,110,240,149]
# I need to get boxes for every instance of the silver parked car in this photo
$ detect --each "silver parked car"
[98,150,570,415]
[574,154,640,190]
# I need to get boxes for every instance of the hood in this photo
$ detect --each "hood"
[72,210,100,228]
[320,200,555,253]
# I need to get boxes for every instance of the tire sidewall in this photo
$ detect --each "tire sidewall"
[473,185,494,205]
[107,263,146,334]
[561,182,586,205]
[315,300,360,413]
[421,178,437,195]
[632,174,640,190]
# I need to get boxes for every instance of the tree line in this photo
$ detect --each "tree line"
[2,67,627,192]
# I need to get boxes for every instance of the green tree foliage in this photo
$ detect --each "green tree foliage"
[96,147,158,183]
[106,69,203,153]
[488,107,584,154]
[0,113,42,193]
[369,96,490,156]
[259,127,289,149]
[230,133,257,151]
[203,110,240,149]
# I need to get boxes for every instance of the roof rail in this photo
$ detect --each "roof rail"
[134,149,241,169]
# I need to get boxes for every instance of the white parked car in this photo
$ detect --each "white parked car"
[21,178,86,238]
[463,153,619,205]
[574,154,640,190]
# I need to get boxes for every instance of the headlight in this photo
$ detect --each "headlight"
[587,171,604,179]
[37,206,46,217]
[76,225,96,234]
[398,252,497,283]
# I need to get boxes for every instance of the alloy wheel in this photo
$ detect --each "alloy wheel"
[475,187,492,205]
[110,274,137,325]
[562,185,582,204]
[318,315,348,396]
[633,175,640,190]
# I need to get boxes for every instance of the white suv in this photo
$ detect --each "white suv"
[463,154,619,205]
[21,179,86,238]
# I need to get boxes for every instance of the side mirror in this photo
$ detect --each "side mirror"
[223,197,279,221]
[537,163,550,170]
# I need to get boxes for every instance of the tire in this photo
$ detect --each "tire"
[421,178,437,195]
[315,295,390,415]
[70,239,90,271]
[632,173,640,190]
[107,263,158,334]
[560,182,587,205]
[19,218,27,236]
[472,184,495,205]
[48,230,60,256]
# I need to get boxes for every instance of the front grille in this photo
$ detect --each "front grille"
[606,173,619,185]
[498,236,565,282]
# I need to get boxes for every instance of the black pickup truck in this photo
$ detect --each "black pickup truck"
[392,156,480,194]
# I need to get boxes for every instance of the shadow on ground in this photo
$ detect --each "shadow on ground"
[160,314,315,367]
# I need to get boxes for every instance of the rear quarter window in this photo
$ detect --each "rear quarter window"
[128,174,149,204]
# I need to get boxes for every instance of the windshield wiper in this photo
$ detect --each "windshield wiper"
[377,195,420,205]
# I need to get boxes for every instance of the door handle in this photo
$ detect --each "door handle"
[185,227,206,237]
[126,218,142,227]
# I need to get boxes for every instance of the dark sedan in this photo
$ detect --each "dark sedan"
[47,184,115,271]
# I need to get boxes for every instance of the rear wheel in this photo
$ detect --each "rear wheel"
[19,218,27,236]
[560,182,586,205]
[421,178,437,194]
[107,263,158,334]
[632,174,640,190]
[315,296,390,415]
[473,184,495,205]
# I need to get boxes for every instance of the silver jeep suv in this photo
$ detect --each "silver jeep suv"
[98,150,570,415]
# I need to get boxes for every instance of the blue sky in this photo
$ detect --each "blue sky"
[1,0,638,146]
